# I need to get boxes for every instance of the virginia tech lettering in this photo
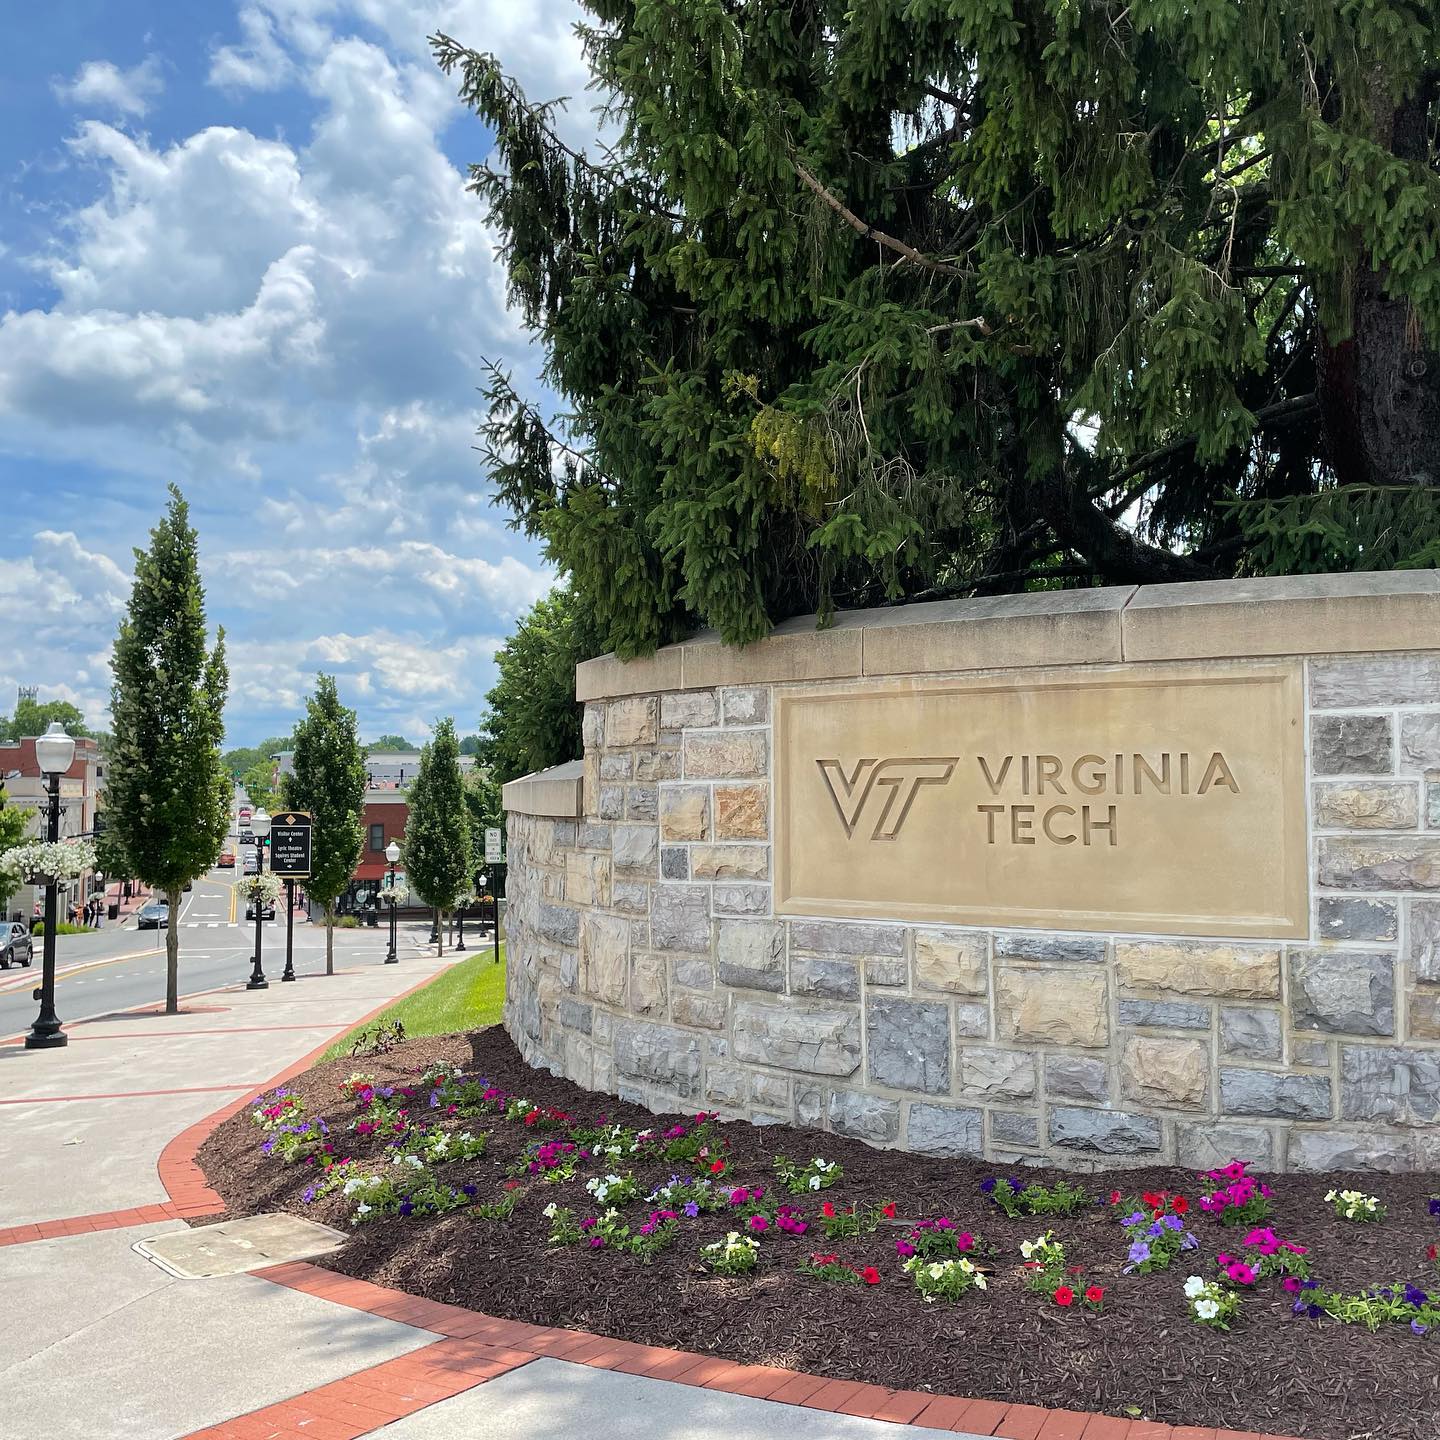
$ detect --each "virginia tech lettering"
[818,750,1239,846]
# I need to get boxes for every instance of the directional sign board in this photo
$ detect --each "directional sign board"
[484,827,503,864]
[270,811,313,879]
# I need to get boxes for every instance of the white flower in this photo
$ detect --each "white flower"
[1183,1276,1207,1299]
[809,1176,821,1190]
[1194,1298,1219,1321]
[1324,1189,1338,1202]
[974,1272,988,1290]
[542,1203,558,1219]
[356,1202,372,1217]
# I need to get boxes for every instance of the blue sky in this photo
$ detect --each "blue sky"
[0,1,597,746]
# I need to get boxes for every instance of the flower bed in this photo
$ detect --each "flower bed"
[197,1027,1440,1440]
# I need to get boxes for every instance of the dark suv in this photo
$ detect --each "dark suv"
[1,921,34,969]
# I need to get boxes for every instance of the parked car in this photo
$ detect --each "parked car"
[136,900,170,929]
[218,850,235,868]
[0,921,33,969]
[245,898,276,921]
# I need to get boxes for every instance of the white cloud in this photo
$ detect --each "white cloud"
[53,57,165,117]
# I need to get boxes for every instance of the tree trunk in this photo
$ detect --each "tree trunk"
[324,900,335,977]
[165,886,180,1014]
[437,909,446,958]
[1318,81,1440,487]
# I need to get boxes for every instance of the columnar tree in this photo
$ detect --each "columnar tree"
[402,717,471,956]
[0,785,34,916]
[107,485,230,1014]
[282,675,367,976]
[436,3,1440,651]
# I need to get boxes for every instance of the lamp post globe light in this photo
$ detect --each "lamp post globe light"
[384,840,400,964]
[246,807,271,991]
[26,722,76,1050]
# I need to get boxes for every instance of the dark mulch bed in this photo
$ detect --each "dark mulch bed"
[198,1026,1440,1440]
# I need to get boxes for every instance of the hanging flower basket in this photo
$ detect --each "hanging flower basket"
[241,871,283,905]
[380,878,411,906]
[1,838,96,884]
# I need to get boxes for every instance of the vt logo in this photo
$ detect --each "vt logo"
[816,757,958,841]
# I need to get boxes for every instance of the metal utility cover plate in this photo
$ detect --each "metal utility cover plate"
[134,1212,349,1279]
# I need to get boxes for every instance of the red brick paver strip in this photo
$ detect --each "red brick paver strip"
[1079,1416,1136,1440]
[1038,1411,1100,1440]
[997,1405,1056,1439]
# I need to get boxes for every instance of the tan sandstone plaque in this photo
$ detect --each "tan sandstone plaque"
[773,661,1306,937]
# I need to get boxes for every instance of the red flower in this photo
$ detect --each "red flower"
[1171,1196,1189,1215]
[860,1267,881,1286]
[1085,1286,1105,1305]
[812,1253,839,1266]
[821,1201,836,1218]
[1053,1286,1075,1307]
[1108,1190,1122,1205]
[503,1179,520,1190]
[1429,1243,1439,1262]
[1142,1191,1163,1208]
[881,1202,897,1219]
[709,1159,726,1174]
[1067,1265,1085,1275]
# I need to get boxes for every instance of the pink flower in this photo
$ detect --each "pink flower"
[1226,1262,1258,1286]
[1243,1228,1280,1255]
[895,1240,915,1258]
[1282,1277,1303,1293]
[747,1215,769,1233]
[956,1232,975,1252]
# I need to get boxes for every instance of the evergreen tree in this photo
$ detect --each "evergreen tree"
[282,675,367,977]
[478,588,601,783]
[401,718,471,956]
[107,485,230,1014]
[436,3,1440,651]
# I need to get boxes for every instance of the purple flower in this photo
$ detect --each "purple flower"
[1127,1240,1151,1264]
[1181,1233,1200,1251]
[1426,1196,1440,1216]
[1161,1214,1183,1231]
[399,1199,413,1217]
[896,1240,915,1258]
[462,1184,477,1197]
[1413,1320,1430,1336]
[300,1185,316,1204]
[1306,1303,1323,1320]
[1146,1222,1164,1238]
[1291,1299,1307,1316]
[1008,1178,1023,1194]
[979,1178,997,1194]
[1404,1284,1429,1307]
[683,1202,700,1218]
[1122,1211,1145,1227]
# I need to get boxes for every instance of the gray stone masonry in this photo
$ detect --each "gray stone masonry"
[504,645,1440,1174]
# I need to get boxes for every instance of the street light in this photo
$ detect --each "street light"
[384,840,400,964]
[246,807,271,990]
[26,722,76,1050]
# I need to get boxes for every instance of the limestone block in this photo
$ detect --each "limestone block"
[613,1021,701,1095]
[581,912,629,1006]
[1311,714,1393,775]
[1412,990,1440,1040]
[1317,897,1397,943]
[661,847,688,880]
[1406,899,1440,982]
[706,1065,747,1106]
[598,786,625,821]
[630,954,667,1016]
[1312,782,1418,830]
[1401,712,1440,770]
[1219,1067,1331,1120]
[671,991,727,1030]
[790,955,860,1001]
[1310,655,1440,708]
[796,1085,823,1127]
[650,885,711,953]
[660,690,719,731]
[1427,782,1440,829]
[1119,999,1211,1030]
[684,730,768,779]
[954,1002,990,1038]
[1114,940,1281,998]
[611,881,651,915]
[1287,948,1394,1035]
[1120,1036,1209,1108]
[1175,1120,1275,1171]
[714,783,768,840]
[751,1074,790,1111]
[956,1047,1035,1100]
[626,785,658,822]
[691,844,769,881]
[732,998,862,1076]
[558,998,592,1034]
[1287,1129,1415,1172]
[606,696,658,747]
[906,1102,983,1158]
[1290,1037,1332,1067]
[722,687,770,725]
[564,852,612,908]
[599,753,631,782]
[538,903,579,947]
[790,919,905,957]
[996,968,1108,1049]
[672,957,713,990]
[828,1091,901,1143]
[582,703,605,749]
[1318,836,1440,890]
[867,997,951,1094]
[913,929,988,995]
[863,957,908,987]
[1048,1106,1162,1155]
[1219,1006,1282,1060]
[1340,1044,1440,1126]
[990,1111,1040,1148]
[1044,1054,1109,1103]
[716,920,785,993]
[634,749,682,782]
[993,933,1105,964]
[577,822,611,850]
[659,785,709,842]
[713,884,772,916]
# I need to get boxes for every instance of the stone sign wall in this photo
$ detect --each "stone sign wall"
[502,575,1440,1173]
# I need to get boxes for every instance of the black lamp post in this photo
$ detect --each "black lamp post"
[455,891,467,952]
[246,808,272,990]
[384,839,400,964]
[25,722,75,1050]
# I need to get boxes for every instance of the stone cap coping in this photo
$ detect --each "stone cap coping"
[574,569,1440,700]
[502,760,584,818]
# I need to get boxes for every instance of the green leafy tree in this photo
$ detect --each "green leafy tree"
[436,4,1440,650]
[282,675,367,976]
[0,785,35,916]
[478,588,603,784]
[0,698,92,743]
[223,735,293,780]
[107,485,230,1013]
[462,766,502,884]
[371,733,416,751]
[239,759,278,812]
[401,717,471,956]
